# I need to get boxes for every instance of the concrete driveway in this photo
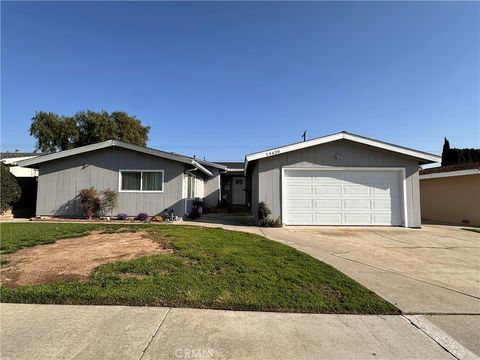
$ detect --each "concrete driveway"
[259,225,480,314]
[256,224,480,356]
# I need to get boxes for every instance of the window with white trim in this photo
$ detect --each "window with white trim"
[120,170,164,192]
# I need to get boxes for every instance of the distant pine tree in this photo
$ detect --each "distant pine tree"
[441,137,452,166]
[441,137,480,166]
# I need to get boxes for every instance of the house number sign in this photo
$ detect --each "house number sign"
[265,150,280,157]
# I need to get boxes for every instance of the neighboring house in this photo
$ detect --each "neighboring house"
[419,162,480,226]
[217,162,247,207]
[1,152,39,177]
[245,131,439,227]
[18,140,226,217]
[1,152,40,218]
[18,131,440,227]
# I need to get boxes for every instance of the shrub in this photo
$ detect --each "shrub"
[260,216,282,228]
[100,189,118,216]
[117,213,128,220]
[0,163,21,213]
[78,188,101,219]
[257,202,271,221]
[137,212,148,222]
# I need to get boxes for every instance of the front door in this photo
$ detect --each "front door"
[232,177,246,205]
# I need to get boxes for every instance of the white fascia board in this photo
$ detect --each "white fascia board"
[2,156,38,165]
[420,169,480,180]
[17,140,115,167]
[17,140,213,177]
[244,132,441,172]
[192,160,213,177]
[197,160,227,170]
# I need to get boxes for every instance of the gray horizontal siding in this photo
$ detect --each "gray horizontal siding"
[203,168,221,208]
[36,147,186,217]
[252,139,421,227]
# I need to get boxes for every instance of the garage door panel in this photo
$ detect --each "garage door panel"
[371,186,399,197]
[344,213,372,224]
[312,172,343,183]
[283,169,404,226]
[314,213,342,225]
[343,185,371,196]
[371,171,399,183]
[287,212,314,224]
[372,199,393,209]
[343,199,371,209]
[372,213,399,224]
[286,185,312,196]
[314,185,342,195]
[287,199,313,209]
[314,199,342,209]
[343,172,371,185]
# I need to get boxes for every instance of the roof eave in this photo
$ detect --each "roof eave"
[244,132,440,170]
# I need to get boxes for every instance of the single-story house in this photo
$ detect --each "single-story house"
[18,131,440,227]
[419,162,480,226]
[18,140,226,218]
[245,132,439,227]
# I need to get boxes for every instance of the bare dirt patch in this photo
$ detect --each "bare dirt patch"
[0,231,170,287]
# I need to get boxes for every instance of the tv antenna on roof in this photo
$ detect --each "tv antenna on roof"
[302,131,307,142]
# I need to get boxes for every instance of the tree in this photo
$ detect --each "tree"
[441,137,452,166]
[30,110,150,153]
[1,163,21,213]
[441,137,480,166]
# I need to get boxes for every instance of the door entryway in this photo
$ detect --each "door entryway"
[232,177,246,205]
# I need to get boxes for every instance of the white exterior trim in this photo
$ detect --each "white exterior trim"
[118,169,164,193]
[17,140,214,177]
[280,166,408,227]
[419,169,480,180]
[246,132,440,174]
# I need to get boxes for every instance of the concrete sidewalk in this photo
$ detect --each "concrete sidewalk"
[1,303,476,360]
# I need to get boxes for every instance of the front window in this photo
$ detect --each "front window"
[120,170,164,192]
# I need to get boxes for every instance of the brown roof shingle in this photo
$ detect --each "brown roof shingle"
[420,162,480,175]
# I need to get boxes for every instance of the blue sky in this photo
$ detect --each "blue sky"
[1,1,479,161]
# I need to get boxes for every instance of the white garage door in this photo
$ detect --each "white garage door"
[283,169,404,226]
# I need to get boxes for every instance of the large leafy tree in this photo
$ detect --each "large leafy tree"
[30,110,150,153]
[1,163,21,213]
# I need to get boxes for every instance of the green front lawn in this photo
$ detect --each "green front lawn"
[0,223,399,314]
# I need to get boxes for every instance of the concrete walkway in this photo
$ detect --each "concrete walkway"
[2,303,477,360]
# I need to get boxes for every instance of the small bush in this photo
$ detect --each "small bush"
[117,213,128,220]
[257,202,271,221]
[0,163,21,213]
[100,189,118,216]
[137,212,148,222]
[78,188,101,219]
[260,216,282,228]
